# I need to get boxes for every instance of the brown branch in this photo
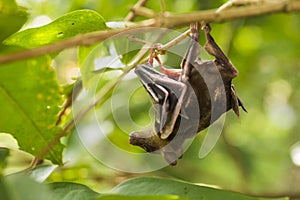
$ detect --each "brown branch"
[157,0,300,27]
[0,0,300,65]
[216,0,266,12]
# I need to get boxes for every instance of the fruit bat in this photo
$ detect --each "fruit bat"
[130,23,247,165]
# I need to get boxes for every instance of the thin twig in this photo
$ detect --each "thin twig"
[129,6,156,18]
[160,0,166,12]
[128,35,151,45]
[0,0,299,65]
[158,29,190,54]
[125,0,148,21]
[128,28,190,55]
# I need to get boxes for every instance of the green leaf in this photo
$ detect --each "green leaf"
[97,194,188,200]
[0,0,28,43]
[111,177,288,200]
[0,173,52,200]
[4,9,107,48]
[0,147,9,174]
[2,179,187,200]
[50,182,187,200]
[0,56,64,164]
[50,182,100,200]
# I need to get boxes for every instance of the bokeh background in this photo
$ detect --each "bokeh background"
[1,0,300,197]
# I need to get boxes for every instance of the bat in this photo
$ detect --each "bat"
[130,23,247,165]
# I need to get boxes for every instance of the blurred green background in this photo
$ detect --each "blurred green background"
[1,0,300,197]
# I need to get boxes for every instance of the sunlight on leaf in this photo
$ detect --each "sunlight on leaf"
[4,9,107,48]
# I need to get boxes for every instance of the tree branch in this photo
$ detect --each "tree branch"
[159,0,300,27]
[0,0,299,65]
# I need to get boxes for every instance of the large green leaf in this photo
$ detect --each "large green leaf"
[4,9,107,48]
[50,182,187,200]
[0,174,52,200]
[111,177,288,200]
[0,176,290,200]
[4,177,171,200]
[0,0,28,43]
[0,55,64,164]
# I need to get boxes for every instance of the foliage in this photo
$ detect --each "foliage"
[0,0,300,199]
[0,173,288,200]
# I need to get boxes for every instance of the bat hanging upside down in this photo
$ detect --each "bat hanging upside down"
[130,23,247,165]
